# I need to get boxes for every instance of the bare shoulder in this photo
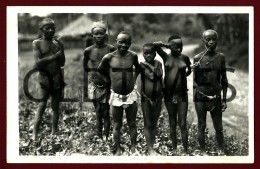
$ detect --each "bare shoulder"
[128,50,138,58]
[217,52,226,63]
[181,54,190,60]
[103,52,114,61]
[218,52,226,58]
[105,43,116,51]
[84,44,95,52]
[155,59,162,67]
[32,38,43,46]
[194,51,204,61]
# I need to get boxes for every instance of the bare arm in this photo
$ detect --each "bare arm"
[83,48,90,72]
[54,39,65,67]
[97,54,111,82]
[220,54,228,102]
[33,40,60,67]
[193,56,199,101]
[133,54,141,82]
[140,63,154,80]
[185,55,192,76]
[153,41,169,62]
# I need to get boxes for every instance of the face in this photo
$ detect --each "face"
[92,28,106,44]
[143,46,156,63]
[168,39,183,55]
[116,33,131,54]
[203,31,218,51]
[41,24,56,39]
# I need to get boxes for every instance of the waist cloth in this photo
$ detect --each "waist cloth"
[88,79,110,103]
[195,88,221,111]
[109,86,138,109]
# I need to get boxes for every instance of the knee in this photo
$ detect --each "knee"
[198,121,206,131]
[128,121,136,130]
[169,119,177,128]
[51,102,59,112]
[178,121,187,131]
[144,122,152,131]
[215,126,223,134]
[38,102,47,110]
[113,122,122,131]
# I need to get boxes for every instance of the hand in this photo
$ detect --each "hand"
[153,41,163,47]
[191,62,200,69]
[54,50,62,59]
[154,68,162,77]
[54,39,64,50]
[221,102,227,112]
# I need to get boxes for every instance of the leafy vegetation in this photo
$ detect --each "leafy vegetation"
[19,48,249,156]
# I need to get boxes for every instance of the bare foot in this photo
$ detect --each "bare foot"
[51,129,58,135]
[148,149,160,156]
[114,147,122,156]
[200,150,208,156]
[172,149,178,156]
[32,132,37,141]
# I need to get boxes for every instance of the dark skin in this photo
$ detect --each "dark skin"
[97,33,140,155]
[83,27,115,140]
[193,30,228,155]
[154,39,191,154]
[32,22,65,140]
[140,46,163,155]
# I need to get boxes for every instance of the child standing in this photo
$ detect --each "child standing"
[140,43,164,155]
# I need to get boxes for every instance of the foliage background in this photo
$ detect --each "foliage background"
[18,13,249,156]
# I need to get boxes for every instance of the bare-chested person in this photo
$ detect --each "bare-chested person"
[97,31,140,155]
[193,29,228,156]
[83,21,115,140]
[140,43,164,155]
[154,34,192,155]
[32,18,65,140]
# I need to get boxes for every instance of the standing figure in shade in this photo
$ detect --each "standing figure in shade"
[192,29,228,156]
[153,34,192,155]
[97,31,140,155]
[32,18,66,140]
[140,43,164,156]
[83,21,116,140]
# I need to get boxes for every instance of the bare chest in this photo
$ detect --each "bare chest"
[165,56,187,71]
[200,55,222,70]
[89,47,110,61]
[38,41,60,57]
[110,55,134,69]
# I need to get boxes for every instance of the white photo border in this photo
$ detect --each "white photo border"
[7,6,254,163]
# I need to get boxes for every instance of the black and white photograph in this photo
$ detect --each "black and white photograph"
[7,6,254,163]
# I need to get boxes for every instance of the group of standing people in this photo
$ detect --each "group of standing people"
[31,18,228,156]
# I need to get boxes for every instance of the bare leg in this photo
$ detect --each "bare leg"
[102,103,110,140]
[141,100,154,155]
[165,101,178,152]
[195,101,207,154]
[32,87,48,140]
[210,101,225,151]
[125,102,137,152]
[51,89,61,135]
[94,101,103,139]
[151,99,162,155]
[177,97,188,153]
[112,106,123,155]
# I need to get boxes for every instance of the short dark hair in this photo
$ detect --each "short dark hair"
[168,34,181,42]
[117,31,132,41]
[143,43,155,52]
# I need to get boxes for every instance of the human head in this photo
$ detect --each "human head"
[92,21,107,44]
[116,31,132,54]
[39,18,56,39]
[143,43,156,63]
[202,29,218,51]
[168,34,183,56]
